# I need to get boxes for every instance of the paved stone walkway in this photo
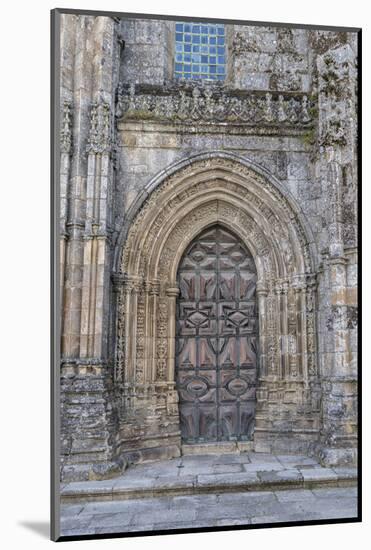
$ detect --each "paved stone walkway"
[60,453,357,536]
[61,486,358,536]
[61,452,357,503]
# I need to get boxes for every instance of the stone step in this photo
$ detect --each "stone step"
[61,467,357,504]
[181,441,253,455]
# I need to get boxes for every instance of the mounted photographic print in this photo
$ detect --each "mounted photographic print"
[51,8,361,541]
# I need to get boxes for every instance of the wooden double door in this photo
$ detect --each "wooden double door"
[175,224,258,443]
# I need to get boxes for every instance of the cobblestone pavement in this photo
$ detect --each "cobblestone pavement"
[60,486,358,536]
[60,453,358,537]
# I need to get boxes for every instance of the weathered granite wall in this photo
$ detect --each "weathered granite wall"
[58,14,358,481]
[59,14,125,482]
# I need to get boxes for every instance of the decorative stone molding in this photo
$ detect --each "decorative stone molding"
[60,100,73,154]
[116,82,314,127]
[317,46,357,151]
[319,54,353,100]
[87,101,112,154]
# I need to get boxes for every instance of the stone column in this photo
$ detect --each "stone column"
[112,273,125,382]
[314,36,358,464]
[319,253,357,465]
[274,283,284,379]
[149,280,160,382]
[297,283,308,384]
[80,102,113,360]
[166,286,180,384]
[256,281,268,378]
[59,15,125,481]
[59,101,72,323]
[254,282,269,452]
[61,15,96,360]
[280,280,289,380]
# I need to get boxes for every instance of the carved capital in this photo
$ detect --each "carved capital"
[166,286,180,298]
[256,281,269,296]
[275,278,289,295]
[130,278,142,294]
[111,272,126,290]
[149,279,161,296]
[328,255,347,266]
[306,273,317,288]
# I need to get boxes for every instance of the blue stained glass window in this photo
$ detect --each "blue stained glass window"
[174,21,226,81]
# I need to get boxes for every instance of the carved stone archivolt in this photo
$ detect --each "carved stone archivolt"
[114,154,319,428]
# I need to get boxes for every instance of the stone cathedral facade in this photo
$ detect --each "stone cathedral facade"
[58,13,358,482]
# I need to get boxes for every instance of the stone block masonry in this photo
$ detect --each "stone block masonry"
[58,14,358,481]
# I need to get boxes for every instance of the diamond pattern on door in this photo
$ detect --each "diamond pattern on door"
[176,224,258,443]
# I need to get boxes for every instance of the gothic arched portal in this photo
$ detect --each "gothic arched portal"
[176,224,258,443]
[114,153,320,460]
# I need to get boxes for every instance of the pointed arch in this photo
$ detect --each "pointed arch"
[113,151,318,274]
[113,152,320,455]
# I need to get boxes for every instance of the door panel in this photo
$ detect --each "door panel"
[176,224,258,443]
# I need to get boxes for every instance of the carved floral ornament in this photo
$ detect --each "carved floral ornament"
[114,156,318,388]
